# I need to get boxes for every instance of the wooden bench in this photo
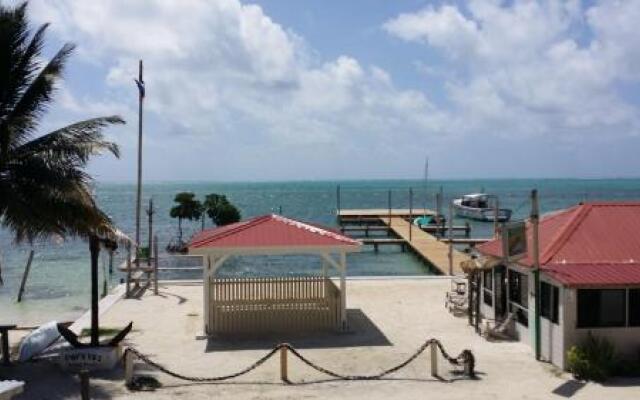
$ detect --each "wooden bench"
[0,325,17,365]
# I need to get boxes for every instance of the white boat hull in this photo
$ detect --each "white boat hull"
[453,199,511,222]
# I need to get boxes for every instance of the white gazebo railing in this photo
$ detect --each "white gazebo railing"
[209,276,340,334]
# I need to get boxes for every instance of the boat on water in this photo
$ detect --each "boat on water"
[452,193,512,222]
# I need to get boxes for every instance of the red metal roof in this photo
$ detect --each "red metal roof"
[189,214,360,249]
[477,202,640,287]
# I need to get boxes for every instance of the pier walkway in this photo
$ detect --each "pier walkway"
[383,218,466,275]
[338,209,469,275]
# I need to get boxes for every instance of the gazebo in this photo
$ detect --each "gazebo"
[189,214,361,335]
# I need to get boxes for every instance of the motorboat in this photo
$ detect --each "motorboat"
[452,193,511,222]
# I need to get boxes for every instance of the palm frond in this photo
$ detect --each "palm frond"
[1,42,75,150]
[15,116,124,163]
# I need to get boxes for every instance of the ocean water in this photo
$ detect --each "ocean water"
[1,178,640,325]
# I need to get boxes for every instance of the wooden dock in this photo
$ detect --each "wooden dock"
[338,208,435,224]
[383,218,467,275]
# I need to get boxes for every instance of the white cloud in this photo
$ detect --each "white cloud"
[26,0,447,180]
[384,0,640,139]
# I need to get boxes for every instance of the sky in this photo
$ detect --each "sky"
[12,0,640,181]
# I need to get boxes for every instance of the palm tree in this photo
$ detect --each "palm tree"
[203,193,241,226]
[0,3,126,346]
[169,192,202,242]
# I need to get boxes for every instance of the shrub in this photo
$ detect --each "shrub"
[567,333,616,382]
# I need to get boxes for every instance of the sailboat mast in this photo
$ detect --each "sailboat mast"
[423,157,429,213]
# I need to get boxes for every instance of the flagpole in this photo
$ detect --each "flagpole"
[135,60,144,267]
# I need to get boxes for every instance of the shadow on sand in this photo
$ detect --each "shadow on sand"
[205,309,391,351]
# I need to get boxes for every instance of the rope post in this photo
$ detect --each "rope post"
[125,350,135,388]
[280,345,289,383]
[79,369,90,400]
[430,343,438,378]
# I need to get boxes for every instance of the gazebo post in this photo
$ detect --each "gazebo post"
[203,254,230,336]
[204,255,211,335]
[339,251,347,330]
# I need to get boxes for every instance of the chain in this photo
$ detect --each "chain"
[124,346,280,382]
[124,338,475,385]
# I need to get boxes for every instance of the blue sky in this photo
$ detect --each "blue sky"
[17,0,640,181]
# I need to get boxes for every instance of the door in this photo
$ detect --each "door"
[494,265,507,321]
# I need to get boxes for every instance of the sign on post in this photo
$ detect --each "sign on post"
[502,221,527,262]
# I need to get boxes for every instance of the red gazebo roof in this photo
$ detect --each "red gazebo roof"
[189,214,360,251]
[477,202,640,287]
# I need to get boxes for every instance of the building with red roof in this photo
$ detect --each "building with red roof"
[189,214,361,335]
[474,202,640,369]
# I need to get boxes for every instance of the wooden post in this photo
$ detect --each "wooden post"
[340,252,347,330]
[388,189,392,225]
[531,189,541,361]
[493,196,499,238]
[448,202,453,276]
[79,369,90,400]
[465,222,471,238]
[125,243,132,297]
[124,350,135,387]
[147,198,154,266]
[336,184,341,222]
[16,250,34,302]
[280,346,289,383]
[468,271,474,326]
[409,187,413,242]
[153,235,159,295]
[430,343,438,377]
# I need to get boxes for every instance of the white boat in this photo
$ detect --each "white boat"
[453,193,511,222]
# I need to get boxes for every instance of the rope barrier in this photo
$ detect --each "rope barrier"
[123,338,475,389]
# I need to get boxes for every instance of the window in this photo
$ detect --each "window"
[630,289,640,327]
[508,270,528,308]
[483,269,493,290]
[577,289,626,328]
[541,282,559,324]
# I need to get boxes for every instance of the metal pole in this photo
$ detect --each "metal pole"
[531,189,541,361]
[409,188,413,242]
[448,201,453,275]
[134,60,144,267]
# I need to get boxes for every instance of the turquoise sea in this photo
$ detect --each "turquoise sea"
[2,178,640,325]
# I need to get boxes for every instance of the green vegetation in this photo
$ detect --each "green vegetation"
[203,193,241,227]
[566,333,640,381]
[0,2,123,346]
[169,192,202,241]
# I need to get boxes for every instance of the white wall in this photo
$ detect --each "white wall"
[563,287,640,365]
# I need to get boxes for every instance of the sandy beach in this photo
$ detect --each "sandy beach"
[6,278,638,399]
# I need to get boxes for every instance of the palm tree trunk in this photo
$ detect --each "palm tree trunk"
[89,234,100,346]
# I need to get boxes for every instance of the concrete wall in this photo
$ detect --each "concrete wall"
[563,287,640,365]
